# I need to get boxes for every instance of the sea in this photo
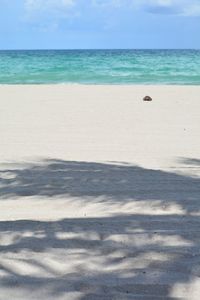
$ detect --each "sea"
[0,49,200,85]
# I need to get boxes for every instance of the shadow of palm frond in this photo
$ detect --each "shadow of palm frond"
[0,159,199,212]
[0,158,200,299]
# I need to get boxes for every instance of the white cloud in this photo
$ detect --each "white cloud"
[182,3,200,16]
[93,0,200,16]
[24,0,76,24]
[92,0,124,8]
[25,0,75,11]
[24,0,75,17]
[24,0,200,18]
[135,0,200,16]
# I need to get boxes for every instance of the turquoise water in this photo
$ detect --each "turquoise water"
[0,50,200,84]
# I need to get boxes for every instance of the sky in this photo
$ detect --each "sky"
[0,0,200,49]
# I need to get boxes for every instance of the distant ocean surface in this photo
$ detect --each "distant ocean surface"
[0,50,200,85]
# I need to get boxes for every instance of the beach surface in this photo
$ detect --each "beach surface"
[0,85,200,299]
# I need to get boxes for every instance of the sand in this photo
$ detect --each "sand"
[0,84,200,299]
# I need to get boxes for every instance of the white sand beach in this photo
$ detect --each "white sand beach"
[0,85,200,299]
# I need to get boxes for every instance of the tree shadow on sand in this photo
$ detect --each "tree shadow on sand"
[0,158,200,299]
[0,158,200,209]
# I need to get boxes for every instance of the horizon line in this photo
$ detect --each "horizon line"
[0,48,200,51]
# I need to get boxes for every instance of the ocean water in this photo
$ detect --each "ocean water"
[0,49,200,84]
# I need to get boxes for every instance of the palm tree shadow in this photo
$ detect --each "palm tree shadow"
[0,159,200,211]
[0,158,200,299]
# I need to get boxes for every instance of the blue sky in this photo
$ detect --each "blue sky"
[0,0,200,49]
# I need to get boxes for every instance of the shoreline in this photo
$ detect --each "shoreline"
[0,83,200,86]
